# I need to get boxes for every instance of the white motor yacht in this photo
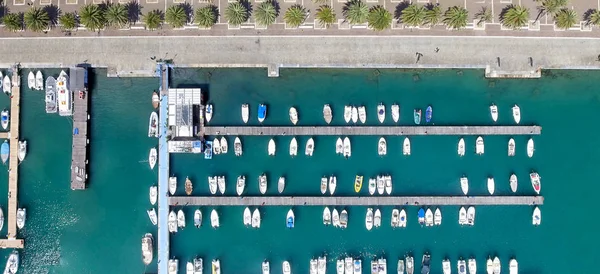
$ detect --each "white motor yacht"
[148,148,157,170]
[211,209,220,228]
[339,209,348,228]
[378,137,387,156]
[460,176,469,195]
[289,137,298,156]
[150,186,158,205]
[332,208,340,227]
[337,259,345,274]
[252,208,261,228]
[168,259,178,274]
[508,138,515,156]
[510,173,518,193]
[530,172,541,194]
[345,258,353,274]
[217,176,226,195]
[323,104,333,124]
[147,208,158,226]
[476,136,484,155]
[467,206,475,226]
[343,137,351,158]
[391,104,400,123]
[205,104,213,123]
[27,71,35,89]
[335,137,343,155]
[351,106,358,123]
[237,175,246,196]
[391,208,399,227]
[399,209,407,228]
[289,107,299,125]
[263,261,270,274]
[323,207,331,225]
[487,177,495,195]
[458,138,465,156]
[358,106,366,123]
[365,208,373,230]
[527,138,534,157]
[306,137,315,156]
[259,173,268,194]
[278,176,286,194]
[433,208,442,226]
[344,105,352,123]
[458,207,467,225]
[220,137,228,154]
[268,139,276,156]
[374,208,381,228]
[442,259,451,274]
[194,258,203,274]
[16,208,25,229]
[243,207,252,226]
[368,178,376,195]
[509,259,518,274]
[403,137,411,156]
[493,257,501,274]
[512,104,521,124]
[234,137,243,156]
[329,176,337,195]
[208,176,217,195]
[320,176,328,195]
[376,175,385,195]
[212,259,221,274]
[425,208,433,227]
[385,175,392,195]
[177,209,186,228]
[17,140,26,162]
[377,103,385,123]
[457,258,466,274]
[241,104,249,124]
[194,209,202,228]
[168,211,177,233]
[213,138,221,155]
[468,258,476,274]
[490,104,498,122]
[532,206,541,225]
[486,258,493,274]
[282,261,291,274]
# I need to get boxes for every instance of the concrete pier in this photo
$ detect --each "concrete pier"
[157,64,170,274]
[169,196,544,206]
[70,67,90,190]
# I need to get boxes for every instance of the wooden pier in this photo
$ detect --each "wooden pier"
[169,196,544,206]
[70,67,90,190]
[203,126,542,136]
[0,66,25,248]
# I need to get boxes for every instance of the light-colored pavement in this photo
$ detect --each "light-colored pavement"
[0,35,599,77]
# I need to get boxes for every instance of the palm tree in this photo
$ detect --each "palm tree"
[105,3,128,28]
[585,9,600,26]
[3,13,23,32]
[554,8,576,29]
[312,0,327,4]
[284,4,307,27]
[500,5,529,29]
[24,7,50,32]
[225,1,249,26]
[254,1,278,27]
[424,5,441,26]
[195,5,219,28]
[166,5,188,28]
[59,12,78,31]
[474,6,492,26]
[536,0,567,21]
[367,5,391,31]
[79,4,105,31]
[343,0,368,24]
[442,6,468,29]
[315,5,336,28]
[143,10,163,30]
[400,4,426,27]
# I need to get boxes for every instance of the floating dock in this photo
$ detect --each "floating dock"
[70,67,90,190]
[169,196,544,206]
[157,64,170,274]
[203,126,541,136]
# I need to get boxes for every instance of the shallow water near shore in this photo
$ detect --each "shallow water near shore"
[0,67,596,273]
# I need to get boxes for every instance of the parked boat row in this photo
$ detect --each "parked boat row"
[206,103,268,124]
[490,103,522,124]
[458,206,476,226]
[460,172,540,195]
[319,176,337,195]
[323,207,349,228]
[417,208,442,227]
[27,70,44,91]
[168,258,216,274]
[367,175,394,195]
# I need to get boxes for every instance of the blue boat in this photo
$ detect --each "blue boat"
[258,104,267,123]
[413,109,422,125]
[425,106,432,123]
[417,208,425,225]
[204,141,213,160]
[286,209,295,228]
[1,141,8,164]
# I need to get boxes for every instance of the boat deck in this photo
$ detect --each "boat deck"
[70,67,89,190]
[157,64,170,274]
[203,126,541,136]
[169,196,544,206]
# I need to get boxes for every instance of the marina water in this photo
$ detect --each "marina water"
[0,68,596,273]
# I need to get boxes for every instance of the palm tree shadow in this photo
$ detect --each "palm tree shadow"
[270,0,280,16]
[583,8,596,25]
[499,4,514,23]
[394,1,410,20]
[176,3,193,23]
[240,0,253,16]
[125,1,142,24]
[43,4,59,27]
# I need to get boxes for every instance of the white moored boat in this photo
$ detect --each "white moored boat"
[467,206,475,225]
[405,256,413,274]
[468,258,476,274]
[252,208,261,228]
[282,261,291,274]
[490,104,498,122]
[16,208,26,229]
[344,105,352,123]
[351,106,358,123]
[4,251,18,274]
[323,207,331,225]
[458,207,467,225]
[486,258,493,274]
[194,258,203,274]
[212,259,221,274]
[220,137,228,154]
[217,176,226,194]
[243,207,251,226]
[168,211,177,232]
[268,139,276,156]
[234,137,243,156]
[358,106,366,123]
[391,208,399,227]
[476,136,484,155]
[343,137,351,158]
[208,176,217,195]
[152,92,159,109]
[310,259,318,274]
[149,148,157,169]
[262,261,270,274]
[236,175,245,196]
[376,175,384,195]
[442,259,451,274]
[320,177,327,194]
[177,209,186,228]
[278,176,286,193]
[508,138,515,156]
[323,104,333,124]
[530,172,541,194]
[339,209,347,228]
[365,208,373,230]
[337,259,344,274]
[493,257,501,274]
[45,76,57,113]
[458,138,465,156]
[385,175,392,194]
[329,176,337,195]
[289,137,298,156]
[2,75,10,94]
[532,206,541,225]
[527,138,534,157]
[147,208,157,225]
[142,233,153,265]
[457,258,466,274]
[377,103,385,123]
[28,71,35,89]
[17,140,26,162]
[368,178,376,195]
[205,104,213,123]
[512,105,521,124]
[289,107,299,125]
[425,208,433,226]
[259,174,267,194]
[149,186,158,205]
[148,112,158,137]
[194,209,202,228]
[57,70,72,116]
[403,137,411,156]
[335,137,343,155]
[510,174,518,193]
[187,262,194,274]
[1,110,8,130]
[509,259,518,274]
[434,208,442,226]
[399,209,407,227]
[460,176,469,195]
[332,208,340,227]
[391,104,400,123]
[213,138,221,155]
[211,209,220,228]
[397,259,405,274]
[306,138,314,156]
[374,208,381,228]
[345,257,353,274]
[0,208,4,231]
[378,137,387,156]
[241,104,249,124]
[286,209,295,228]
[487,177,495,195]
[36,70,43,90]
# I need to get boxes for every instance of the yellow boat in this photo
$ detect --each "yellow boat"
[354,175,363,193]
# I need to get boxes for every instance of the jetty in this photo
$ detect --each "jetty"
[0,65,25,248]
[203,126,541,136]
[169,196,544,206]
[156,64,170,274]
[70,67,90,190]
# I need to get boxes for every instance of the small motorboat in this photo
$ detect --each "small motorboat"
[243,207,251,226]
[17,140,26,162]
[318,256,327,274]
[512,104,521,124]
[490,104,498,122]
[234,137,243,157]
[152,91,160,109]
[149,186,157,205]
[385,175,392,195]
[457,138,465,156]
[320,177,327,194]
[339,209,348,228]
[378,258,387,274]
[310,259,318,274]
[391,104,400,123]
[194,209,202,228]
[442,259,451,274]
[493,257,501,274]
[335,137,343,154]
[211,209,220,228]
[286,209,295,228]
[187,262,194,274]
[329,176,337,195]
[5,251,18,274]
[476,136,484,155]
[368,178,376,195]
[527,138,534,157]
[422,254,431,274]
[354,175,363,193]
[289,107,299,125]
[194,258,203,274]
[211,138,219,155]
[530,172,541,194]
[268,139,276,156]
[376,175,384,195]
[413,109,421,125]
[365,208,374,230]
[142,233,154,265]
[532,206,541,225]
[377,103,385,123]
[332,208,340,227]
[0,208,4,231]
[1,141,9,164]
[397,259,405,274]
[434,208,442,226]
[16,208,26,229]
[237,175,246,196]
[487,177,495,195]
[425,208,433,227]
[205,104,213,123]
[323,207,331,225]
[147,208,157,225]
[204,141,213,160]
[212,259,221,274]
[460,176,469,195]
[262,261,270,274]
[457,258,466,274]
[458,207,467,225]
[405,256,414,274]
[399,209,407,227]
[241,103,249,124]
[323,104,333,124]
[217,176,226,195]
[177,209,186,228]
[337,259,345,274]
[148,112,158,137]
[185,177,193,195]
[378,137,387,156]
[28,71,35,89]
[258,104,267,123]
[351,106,358,123]
[259,173,267,194]
[2,75,10,94]
[467,206,475,226]
[391,208,399,227]
[149,148,157,169]
[468,258,477,274]
[168,211,177,233]
[508,138,515,156]
[282,261,291,274]
[417,208,425,225]
[374,208,381,228]
[1,109,9,130]
[358,106,366,123]
[345,258,353,274]
[220,137,228,154]
[425,105,432,123]
[278,176,285,194]
[306,137,315,156]
[403,137,411,156]
[344,105,352,123]
[168,259,179,274]
[343,137,351,158]
[486,258,493,274]
[510,173,518,193]
[208,176,217,195]
[509,259,518,274]
[289,137,298,156]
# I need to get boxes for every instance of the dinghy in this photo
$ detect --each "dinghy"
[1,141,8,164]
[16,208,26,229]
[476,136,484,155]
[147,208,158,225]
[337,259,344,274]
[391,208,399,227]
[234,137,242,156]
[17,140,26,162]
[510,173,518,193]
[343,137,351,158]
[1,110,9,130]
[405,256,413,274]
[168,211,177,232]
[252,208,261,228]
[425,105,432,123]
[365,208,374,230]
[329,176,337,195]
[486,258,493,274]
[457,138,465,156]
[212,259,221,274]
[425,208,433,226]
[354,175,363,193]
[236,175,246,196]
[262,261,270,274]
[340,209,348,228]
[289,107,298,125]
[241,103,249,124]
[460,176,469,195]
[509,259,518,274]
[184,177,193,196]
[142,233,153,265]
[532,206,541,225]
[208,176,217,195]
[335,137,343,154]
[149,148,157,169]
[442,259,451,274]
[217,176,225,194]
[149,186,158,205]
[385,175,392,195]
[28,71,35,89]
[268,139,276,156]
[434,208,442,226]
[205,104,213,123]
[351,106,358,123]
[493,257,501,274]
[323,207,331,225]
[530,172,541,194]
[487,177,495,195]
[169,177,177,195]
[211,209,220,228]
[306,137,314,156]
[194,209,202,228]
[413,109,421,125]
[220,137,228,154]
[457,259,466,274]
[259,173,267,194]
[378,137,387,156]
[320,177,328,194]
[377,103,385,123]
[399,209,407,227]
[286,209,295,228]
[289,137,298,156]
[359,106,367,123]
[467,206,475,226]
[508,138,515,156]
[374,208,381,228]
[36,71,43,90]
[258,104,267,123]
[282,261,291,274]
[213,138,221,155]
[490,104,498,122]
[344,105,352,123]
[368,178,377,195]
[468,258,477,274]
[458,207,467,225]
[527,138,534,157]
[243,207,251,226]
[403,137,411,156]
[2,75,10,94]
[152,92,159,109]
[512,104,521,124]
[418,208,425,225]
[177,209,186,228]
[332,208,340,227]
[376,175,385,195]
[278,176,285,193]
[323,104,333,124]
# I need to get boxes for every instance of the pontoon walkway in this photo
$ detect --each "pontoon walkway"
[70,67,90,190]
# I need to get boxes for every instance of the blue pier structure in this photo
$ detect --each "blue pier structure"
[157,63,172,274]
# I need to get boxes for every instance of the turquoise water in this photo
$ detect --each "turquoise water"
[1,67,598,273]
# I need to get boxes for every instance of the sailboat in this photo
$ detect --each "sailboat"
[377,103,385,123]
[509,259,518,274]
[185,177,193,195]
[278,176,285,193]
[413,109,421,125]
[35,70,43,90]
[168,211,177,232]
[510,174,518,193]
[468,258,476,274]
[16,208,26,229]
[378,137,387,156]
[343,137,351,158]
[17,140,26,162]
[149,186,157,205]
[329,176,337,195]
[205,104,213,123]
[252,208,261,228]
[289,107,299,125]
[194,258,203,274]
[344,105,352,123]
[358,106,366,123]
[476,136,484,155]
[152,91,160,109]
[236,175,245,196]
[149,148,157,169]
[241,104,249,124]
[351,106,358,123]
[391,104,400,122]
[434,208,442,226]
[194,209,202,228]
[418,208,425,226]
[368,178,376,195]
[213,138,221,155]
[234,137,243,156]
[335,137,343,154]
[512,104,521,124]
[243,207,251,226]
[442,259,451,274]
[486,258,493,274]
[177,209,186,228]
[286,209,295,228]
[332,208,340,227]
[399,209,407,227]
[527,138,534,157]
[217,176,226,194]
[532,206,541,225]
[323,104,333,124]
[148,112,158,137]
[458,207,467,225]
[268,139,276,156]
[1,141,8,164]
[385,175,392,195]
[460,176,469,195]
[220,137,228,154]
[487,177,495,195]
[147,208,157,225]
[306,138,314,156]
[425,208,433,226]
[2,75,9,94]
[258,104,267,123]
[374,208,381,228]
[323,207,331,225]
[365,208,373,230]
[391,208,399,227]
[467,206,475,226]
[530,172,541,194]
[320,177,328,194]
[403,137,411,156]
[340,209,348,228]
[508,138,515,156]
[259,173,267,194]
[289,137,298,156]
[490,104,498,122]
[141,233,153,265]
[458,138,465,156]
[425,105,432,123]
[1,110,9,130]
[208,176,217,195]
[354,175,363,193]
[376,175,384,195]
[211,209,220,228]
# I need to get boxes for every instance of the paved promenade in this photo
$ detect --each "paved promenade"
[0,35,599,77]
